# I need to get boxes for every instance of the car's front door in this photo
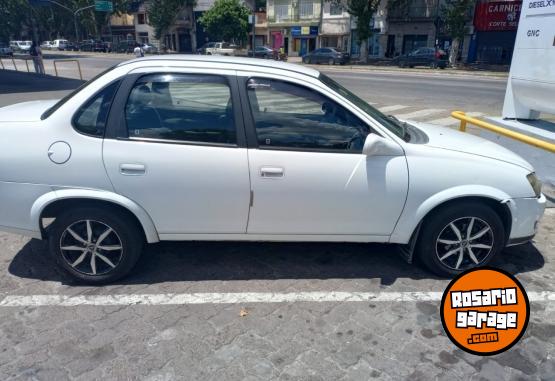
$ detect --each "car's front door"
[240,76,409,237]
[103,70,251,236]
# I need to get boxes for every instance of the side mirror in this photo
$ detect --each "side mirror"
[362,134,404,156]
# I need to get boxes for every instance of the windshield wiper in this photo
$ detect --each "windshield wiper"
[387,115,411,142]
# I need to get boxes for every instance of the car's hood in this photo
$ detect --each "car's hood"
[0,100,59,122]
[408,121,534,172]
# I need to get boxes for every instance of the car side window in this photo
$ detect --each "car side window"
[73,80,120,137]
[246,78,371,153]
[124,74,236,145]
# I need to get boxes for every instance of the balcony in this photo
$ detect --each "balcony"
[388,4,439,22]
[268,0,320,24]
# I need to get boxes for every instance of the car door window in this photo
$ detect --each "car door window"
[246,78,371,152]
[125,74,236,145]
[73,80,120,137]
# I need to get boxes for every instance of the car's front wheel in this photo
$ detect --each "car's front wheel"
[416,202,505,277]
[49,207,144,284]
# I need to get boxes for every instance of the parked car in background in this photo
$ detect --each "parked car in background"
[248,46,277,59]
[196,42,215,54]
[0,56,545,283]
[52,39,69,50]
[0,43,13,56]
[141,43,158,54]
[9,40,31,53]
[302,47,350,65]
[204,42,237,56]
[115,40,137,53]
[64,41,80,51]
[80,40,111,53]
[40,41,54,50]
[395,47,447,69]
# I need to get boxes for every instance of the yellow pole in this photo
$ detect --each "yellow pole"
[451,111,555,153]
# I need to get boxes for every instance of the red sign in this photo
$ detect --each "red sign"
[474,0,522,31]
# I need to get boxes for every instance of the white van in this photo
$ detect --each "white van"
[9,41,31,52]
[52,39,68,50]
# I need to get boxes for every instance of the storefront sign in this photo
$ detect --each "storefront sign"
[474,0,522,31]
[291,26,319,36]
[527,0,555,16]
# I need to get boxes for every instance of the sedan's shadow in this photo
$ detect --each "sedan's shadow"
[8,239,545,286]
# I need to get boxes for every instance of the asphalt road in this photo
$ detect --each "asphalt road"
[0,60,553,380]
[323,69,507,114]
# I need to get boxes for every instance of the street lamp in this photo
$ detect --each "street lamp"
[39,0,96,41]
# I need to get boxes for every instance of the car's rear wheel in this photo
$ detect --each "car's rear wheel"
[49,207,144,284]
[416,202,505,277]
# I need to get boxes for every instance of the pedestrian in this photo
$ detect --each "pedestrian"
[30,41,45,74]
[133,43,144,58]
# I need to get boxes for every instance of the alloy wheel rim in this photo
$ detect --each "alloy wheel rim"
[59,220,124,276]
[435,217,494,271]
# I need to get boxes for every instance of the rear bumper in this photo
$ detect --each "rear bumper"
[507,194,546,243]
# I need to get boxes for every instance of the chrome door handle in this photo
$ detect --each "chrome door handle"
[260,166,284,178]
[120,163,146,176]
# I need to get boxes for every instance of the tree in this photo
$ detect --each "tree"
[344,0,381,63]
[148,0,197,51]
[0,0,31,42]
[199,0,251,44]
[442,0,475,67]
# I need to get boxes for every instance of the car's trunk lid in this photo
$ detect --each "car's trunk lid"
[0,100,58,122]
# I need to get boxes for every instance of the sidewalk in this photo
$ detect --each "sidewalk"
[286,55,509,78]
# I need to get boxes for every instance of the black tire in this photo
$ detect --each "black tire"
[49,207,144,284]
[416,201,505,277]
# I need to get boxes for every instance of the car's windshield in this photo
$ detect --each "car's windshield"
[41,65,117,120]
[319,73,408,141]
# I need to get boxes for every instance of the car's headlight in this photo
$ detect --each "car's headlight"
[526,172,542,197]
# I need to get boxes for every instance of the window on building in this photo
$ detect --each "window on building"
[137,13,146,24]
[275,2,289,22]
[299,0,314,19]
[246,78,370,153]
[329,3,343,15]
[138,32,149,44]
[125,74,236,145]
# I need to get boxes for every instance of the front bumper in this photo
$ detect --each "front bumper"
[506,194,546,245]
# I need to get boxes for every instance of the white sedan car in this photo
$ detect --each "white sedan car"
[0,56,545,283]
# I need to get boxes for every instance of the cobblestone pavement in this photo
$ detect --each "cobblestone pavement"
[0,209,553,380]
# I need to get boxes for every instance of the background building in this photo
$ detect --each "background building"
[385,0,442,56]
[467,0,521,64]
[267,0,322,56]
[320,1,350,51]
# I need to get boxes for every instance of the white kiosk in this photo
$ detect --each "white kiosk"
[503,0,555,119]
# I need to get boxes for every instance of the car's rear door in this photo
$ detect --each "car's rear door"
[103,68,251,237]
[237,74,408,237]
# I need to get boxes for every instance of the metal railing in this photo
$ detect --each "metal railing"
[53,59,83,80]
[0,56,34,72]
[451,111,555,154]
